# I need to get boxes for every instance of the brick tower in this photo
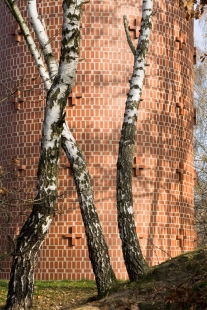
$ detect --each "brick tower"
[0,0,196,280]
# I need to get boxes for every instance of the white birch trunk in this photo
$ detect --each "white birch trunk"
[5,1,83,309]
[4,0,51,91]
[116,0,154,281]
[61,123,116,296]
[28,0,58,81]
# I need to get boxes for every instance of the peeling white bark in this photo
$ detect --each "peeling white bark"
[127,206,133,214]
[42,217,52,234]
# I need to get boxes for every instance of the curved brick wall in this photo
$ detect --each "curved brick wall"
[0,0,196,280]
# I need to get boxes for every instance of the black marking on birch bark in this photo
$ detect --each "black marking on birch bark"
[133,68,143,72]
[132,84,141,89]
[62,30,80,60]
[37,146,60,179]
[49,88,60,108]
[67,12,81,21]
[127,93,133,98]
[45,52,55,61]
[51,113,66,137]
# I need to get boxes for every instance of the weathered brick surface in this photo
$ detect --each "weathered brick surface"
[0,0,196,280]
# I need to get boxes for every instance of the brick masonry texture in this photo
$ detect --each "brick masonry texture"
[0,0,196,280]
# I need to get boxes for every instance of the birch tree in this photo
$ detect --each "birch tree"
[3,0,116,308]
[116,0,154,280]
[2,0,156,307]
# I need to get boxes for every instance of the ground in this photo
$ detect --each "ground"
[1,247,207,309]
[75,246,207,309]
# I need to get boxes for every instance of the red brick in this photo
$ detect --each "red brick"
[0,0,195,281]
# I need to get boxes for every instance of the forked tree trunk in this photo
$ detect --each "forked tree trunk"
[4,1,83,308]
[116,0,154,281]
[27,2,116,295]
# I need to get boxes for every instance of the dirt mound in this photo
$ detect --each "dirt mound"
[72,247,207,310]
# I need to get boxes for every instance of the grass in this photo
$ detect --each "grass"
[1,248,207,309]
[0,280,8,309]
[0,279,97,309]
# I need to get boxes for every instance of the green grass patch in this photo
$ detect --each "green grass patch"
[0,280,8,309]
[0,279,97,309]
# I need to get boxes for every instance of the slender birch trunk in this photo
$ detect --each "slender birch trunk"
[62,123,116,297]
[116,0,154,281]
[27,0,58,83]
[4,1,83,308]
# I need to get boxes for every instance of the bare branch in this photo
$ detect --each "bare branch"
[123,15,136,55]
[3,0,51,91]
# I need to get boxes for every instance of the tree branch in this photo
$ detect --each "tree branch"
[27,0,58,81]
[3,0,52,91]
[123,15,136,55]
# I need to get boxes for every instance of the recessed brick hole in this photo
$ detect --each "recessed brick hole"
[133,157,145,177]
[193,169,197,186]
[11,22,22,42]
[68,93,82,106]
[10,91,24,110]
[17,165,25,171]
[62,227,82,246]
[176,235,187,247]
[129,17,140,39]
[175,97,185,115]
[175,37,186,50]
[193,108,196,125]
[176,170,182,181]
[193,47,196,65]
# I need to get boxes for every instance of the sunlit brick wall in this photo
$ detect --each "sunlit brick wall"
[0,0,196,280]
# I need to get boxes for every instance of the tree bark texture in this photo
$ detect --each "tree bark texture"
[27,0,58,85]
[28,0,58,81]
[5,1,83,309]
[62,123,116,297]
[116,0,154,281]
